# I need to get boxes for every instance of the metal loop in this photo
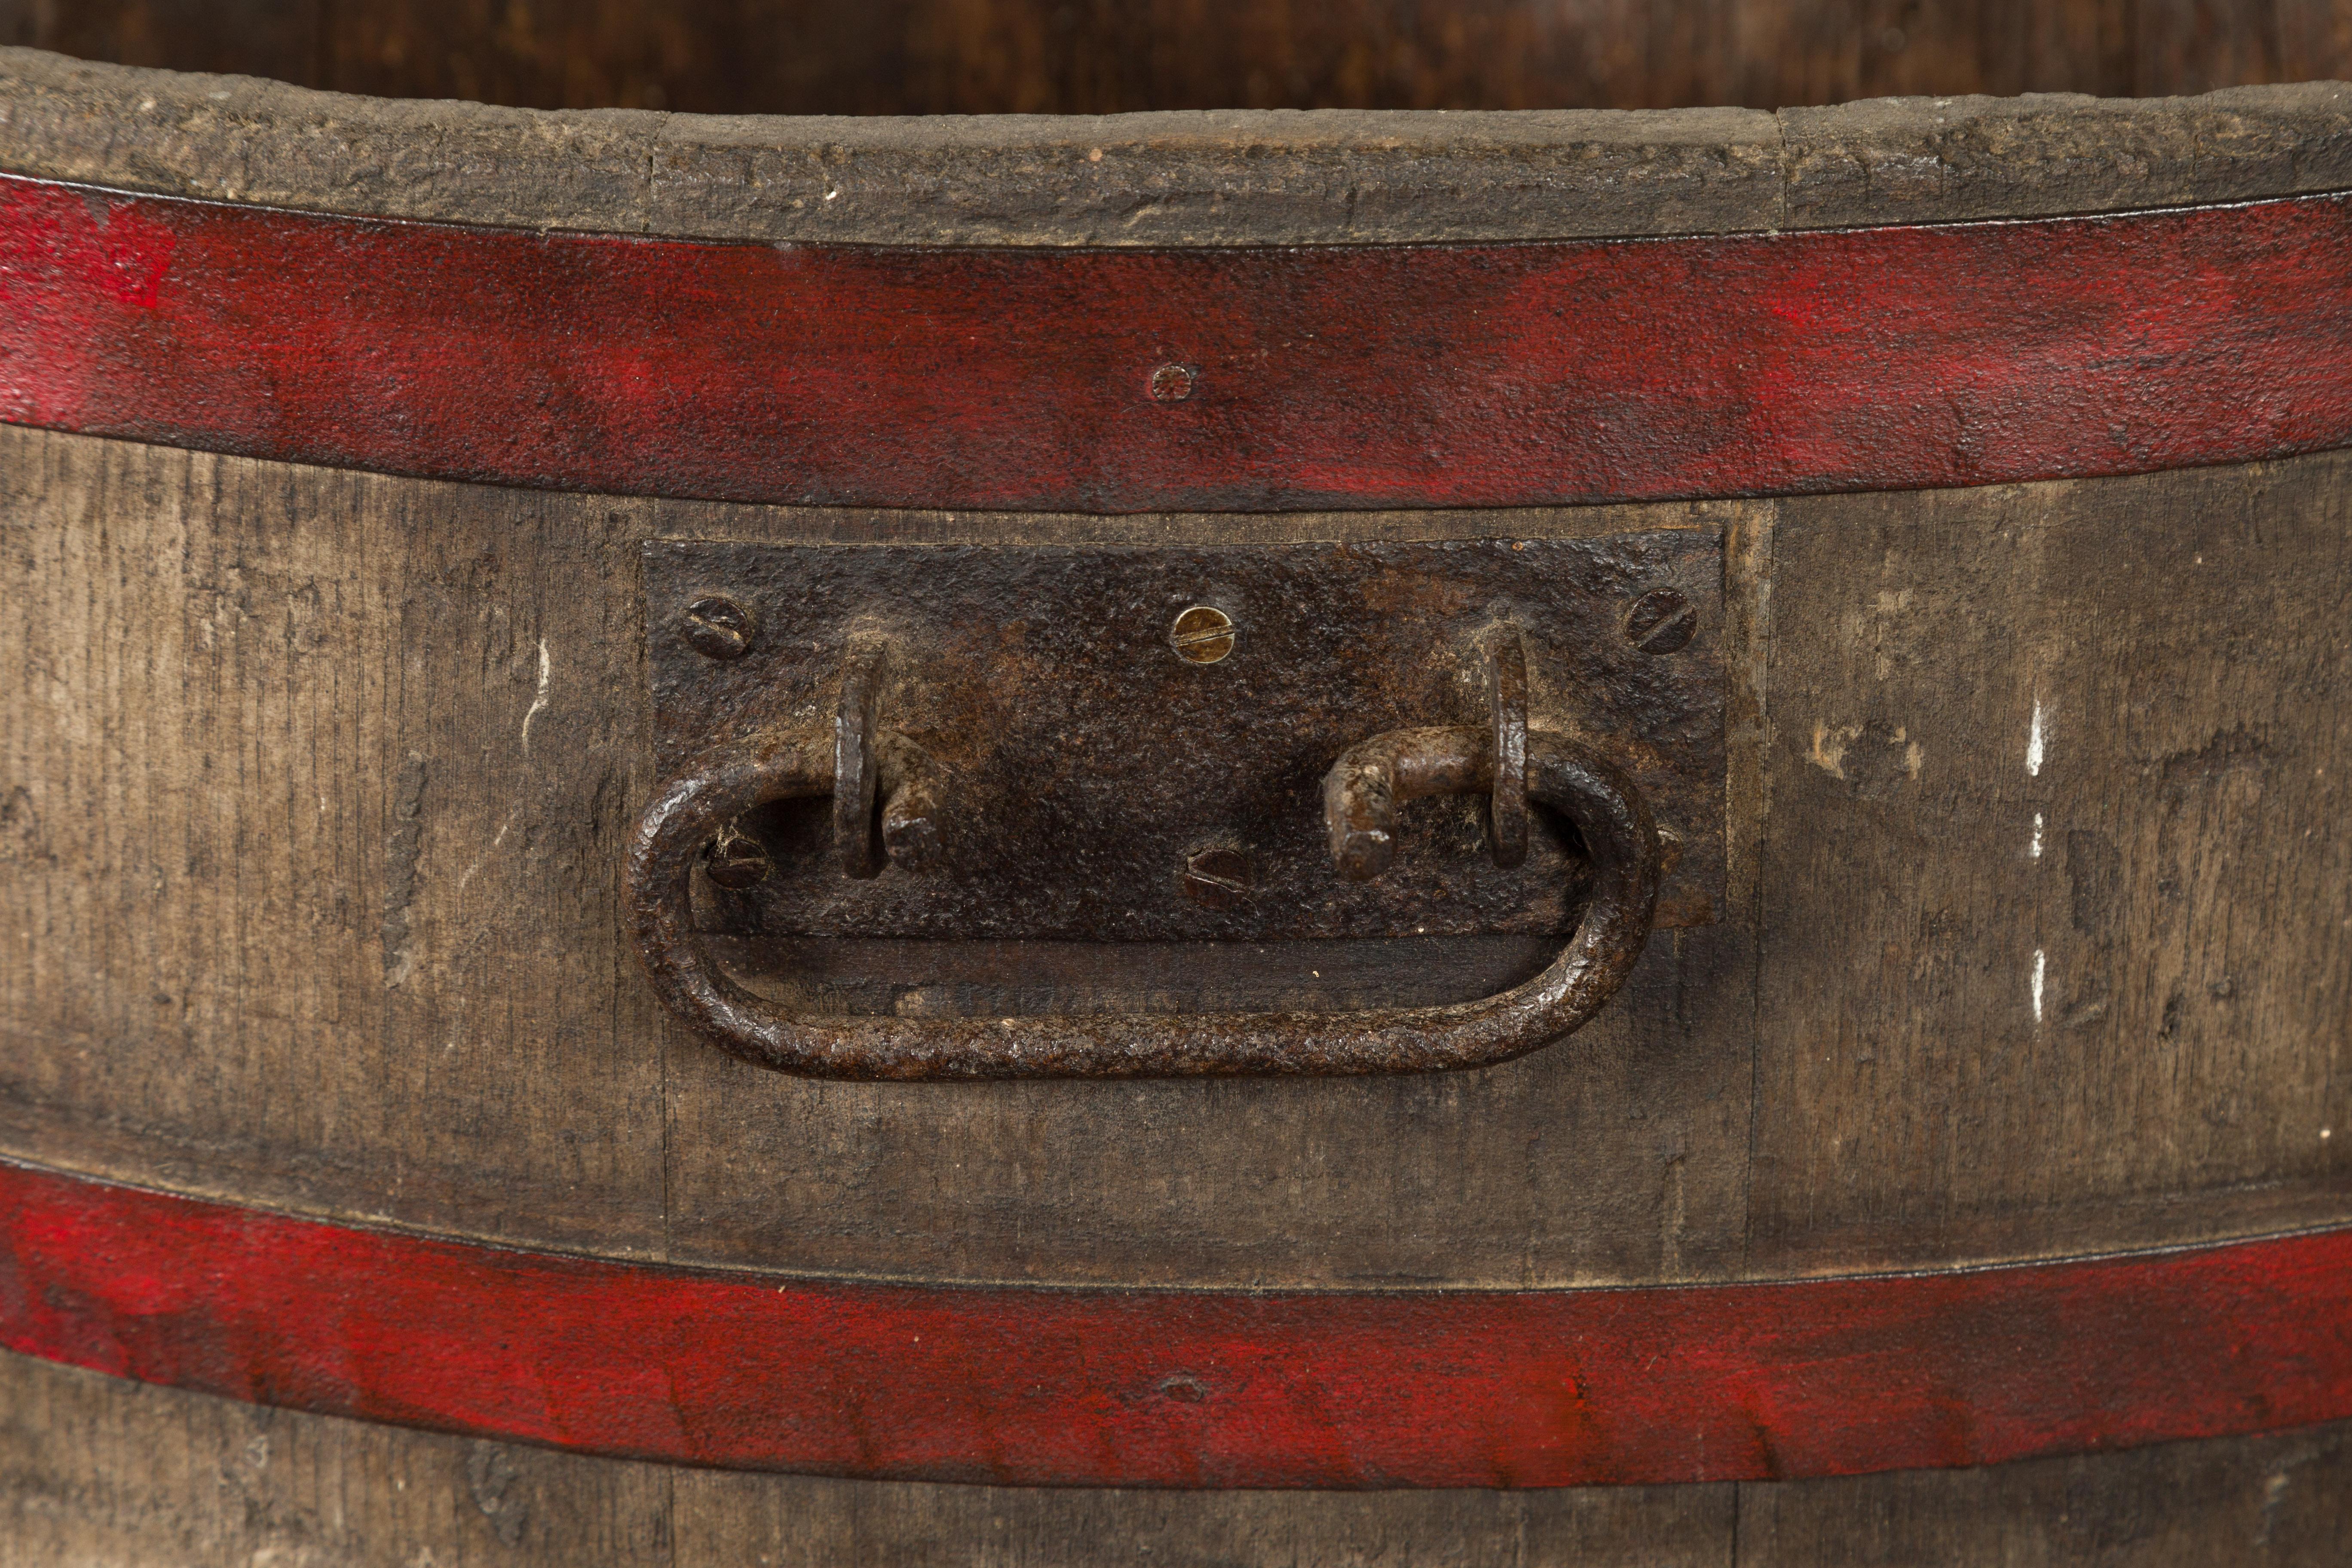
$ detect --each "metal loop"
[626,726,1658,1080]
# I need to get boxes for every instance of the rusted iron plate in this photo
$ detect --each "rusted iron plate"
[643,532,1723,942]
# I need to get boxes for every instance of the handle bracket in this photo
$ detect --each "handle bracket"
[631,534,1717,1078]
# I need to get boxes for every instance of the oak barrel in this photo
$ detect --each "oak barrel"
[3,28,2352,1566]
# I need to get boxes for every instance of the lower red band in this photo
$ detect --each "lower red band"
[1,1157,2345,1486]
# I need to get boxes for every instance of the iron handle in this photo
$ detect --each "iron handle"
[624,723,1660,1081]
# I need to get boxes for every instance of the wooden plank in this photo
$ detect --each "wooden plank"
[662,931,1755,1286]
[634,498,1756,1285]
[0,425,673,1251]
[0,1351,672,1567]
[0,1348,1736,1566]
[9,1347,2352,1565]
[1735,1421,2352,1564]
[0,422,1762,1287]
[1748,452,2352,1274]
[6,422,2349,1288]
[673,1455,1736,1568]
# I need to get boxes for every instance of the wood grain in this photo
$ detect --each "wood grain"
[1732,1419,2352,1565]
[1,49,2349,1550]
[0,422,1761,1285]
[1749,458,2352,1272]
[2,0,2344,114]
[8,1349,2351,1565]
[3,422,2347,1286]
[0,426,674,1252]
[0,1350,672,1568]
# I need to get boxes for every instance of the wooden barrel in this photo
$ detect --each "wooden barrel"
[3,33,2351,1566]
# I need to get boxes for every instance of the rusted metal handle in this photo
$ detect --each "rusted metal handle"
[625,726,1660,1080]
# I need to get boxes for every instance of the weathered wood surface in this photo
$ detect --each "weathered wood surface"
[2,423,2345,1285]
[1,0,2345,117]
[1753,467,2352,1269]
[6,1350,2350,1565]
[0,423,1754,1280]
[2,50,2350,1560]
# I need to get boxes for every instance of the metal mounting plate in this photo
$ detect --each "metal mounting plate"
[643,533,1723,943]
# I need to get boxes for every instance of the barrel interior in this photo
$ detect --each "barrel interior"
[9,0,2340,116]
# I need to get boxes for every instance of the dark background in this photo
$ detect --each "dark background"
[0,0,2342,115]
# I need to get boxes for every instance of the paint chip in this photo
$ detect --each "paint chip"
[519,640,552,754]
[1809,722,1859,779]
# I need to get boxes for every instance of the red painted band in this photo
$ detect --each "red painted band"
[2,1157,2346,1487]
[3,175,2351,512]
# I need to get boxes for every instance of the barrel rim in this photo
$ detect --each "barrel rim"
[5,46,2352,247]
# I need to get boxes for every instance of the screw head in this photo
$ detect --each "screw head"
[704,828,772,889]
[1149,363,1197,402]
[1170,605,1236,664]
[683,595,756,659]
[1181,847,1253,910]
[1623,588,1697,655]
